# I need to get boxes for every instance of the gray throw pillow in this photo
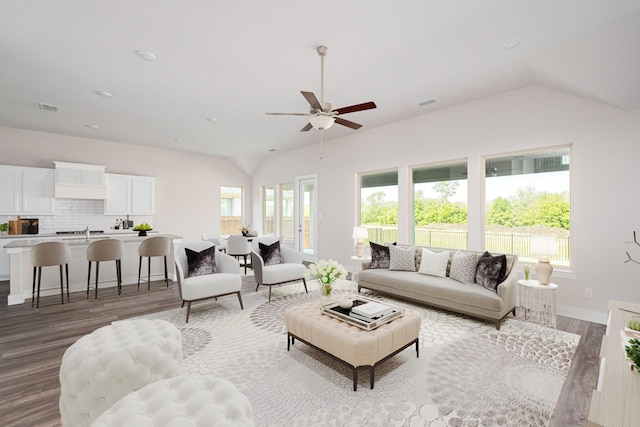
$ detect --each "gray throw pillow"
[475,251,507,292]
[185,246,216,277]
[389,245,416,271]
[259,241,284,266]
[449,251,478,284]
[369,241,394,269]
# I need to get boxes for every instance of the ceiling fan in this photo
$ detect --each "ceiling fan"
[266,46,377,134]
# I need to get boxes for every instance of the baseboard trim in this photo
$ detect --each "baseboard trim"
[557,304,607,324]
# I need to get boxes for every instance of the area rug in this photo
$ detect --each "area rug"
[138,280,580,427]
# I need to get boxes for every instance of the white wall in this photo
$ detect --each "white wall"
[251,85,640,323]
[0,126,251,243]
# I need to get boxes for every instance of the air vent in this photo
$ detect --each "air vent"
[39,103,60,112]
[417,97,438,107]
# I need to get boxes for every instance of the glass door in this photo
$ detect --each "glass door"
[295,174,317,261]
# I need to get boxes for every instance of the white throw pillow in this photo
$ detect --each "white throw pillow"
[389,245,416,271]
[449,251,478,284]
[418,248,450,277]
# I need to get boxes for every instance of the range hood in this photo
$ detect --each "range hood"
[53,161,106,199]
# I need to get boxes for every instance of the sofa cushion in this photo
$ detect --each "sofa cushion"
[185,246,217,277]
[475,251,507,293]
[418,248,449,277]
[449,251,478,284]
[259,241,284,266]
[389,245,416,271]
[369,241,393,269]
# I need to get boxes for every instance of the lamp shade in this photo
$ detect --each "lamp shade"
[309,114,335,130]
[352,226,368,240]
[531,236,559,259]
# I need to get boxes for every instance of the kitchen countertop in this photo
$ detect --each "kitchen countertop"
[3,233,180,249]
[0,230,158,240]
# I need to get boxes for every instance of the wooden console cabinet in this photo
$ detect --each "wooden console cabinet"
[588,300,640,426]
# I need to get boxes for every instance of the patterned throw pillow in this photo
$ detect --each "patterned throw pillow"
[389,245,416,271]
[185,246,216,277]
[475,251,507,292]
[369,241,393,269]
[259,241,284,266]
[449,251,478,284]
[418,248,450,277]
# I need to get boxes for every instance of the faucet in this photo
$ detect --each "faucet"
[85,226,90,241]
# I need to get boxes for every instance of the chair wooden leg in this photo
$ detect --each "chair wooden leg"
[185,301,192,323]
[116,259,122,296]
[268,285,272,302]
[137,256,142,290]
[237,291,244,309]
[36,266,42,313]
[147,257,151,292]
[302,277,308,293]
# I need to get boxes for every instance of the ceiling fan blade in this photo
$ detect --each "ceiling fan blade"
[265,112,309,116]
[300,123,313,132]
[301,91,322,111]
[333,101,377,115]
[335,117,362,130]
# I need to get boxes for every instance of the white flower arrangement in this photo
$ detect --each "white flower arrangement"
[308,259,347,295]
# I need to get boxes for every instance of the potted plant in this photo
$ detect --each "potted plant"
[625,338,640,373]
[0,222,8,236]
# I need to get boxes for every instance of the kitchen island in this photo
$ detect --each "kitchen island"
[3,233,182,306]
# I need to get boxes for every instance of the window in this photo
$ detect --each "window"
[262,186,275,236]
[220,186,243,235]
[359,169,398,245]
[484,146,571,267]
[279,183,294,244]
[412,161,468,249]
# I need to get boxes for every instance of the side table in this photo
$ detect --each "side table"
[350,255,371,283]
[517,279,558,328]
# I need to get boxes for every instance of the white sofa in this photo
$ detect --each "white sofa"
[357,246,519,329]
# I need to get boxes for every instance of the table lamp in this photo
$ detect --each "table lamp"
[352,226,369,258]
[531,236,559,285]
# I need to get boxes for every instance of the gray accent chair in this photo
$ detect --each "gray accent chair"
[251,236,307,302]
[174,241,243,323]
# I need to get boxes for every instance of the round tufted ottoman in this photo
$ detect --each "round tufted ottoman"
[59,318,183,427]
[90,374,255,427]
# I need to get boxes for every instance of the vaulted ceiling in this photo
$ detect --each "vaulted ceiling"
[1,1,639,171]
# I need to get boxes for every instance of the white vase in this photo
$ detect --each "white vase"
[535,260,553,285]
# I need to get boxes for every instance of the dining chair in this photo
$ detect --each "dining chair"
[226,234,252,274]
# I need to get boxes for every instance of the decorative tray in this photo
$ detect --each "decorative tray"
[321,296,404,330]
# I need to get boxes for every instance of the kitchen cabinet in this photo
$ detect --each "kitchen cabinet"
[53,161,106,199]
[104,174,155,215]
[0,165,55,215]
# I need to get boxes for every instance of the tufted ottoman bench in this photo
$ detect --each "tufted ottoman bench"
[90,374,255,427]
[285,297,421,390]
[59,318,183,427]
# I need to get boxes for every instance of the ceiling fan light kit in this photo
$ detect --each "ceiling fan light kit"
[266,45,377,157]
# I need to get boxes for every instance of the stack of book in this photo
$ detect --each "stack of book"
[349,301,394,322]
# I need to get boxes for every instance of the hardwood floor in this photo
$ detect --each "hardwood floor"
[0,278,605,427]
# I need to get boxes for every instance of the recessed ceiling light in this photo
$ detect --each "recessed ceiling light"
[502,37,523,49]
[417,97,438,107]
[173,139,183,144]
[95,90,112,98]
[85,124,99,129]
[135,50,156,61]
[206,117,218,123]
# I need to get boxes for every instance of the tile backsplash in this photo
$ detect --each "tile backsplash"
[2,199,152,233]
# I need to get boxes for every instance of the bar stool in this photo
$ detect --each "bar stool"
[30,241,71,314]
[138,236,171,291]
[86,238,125,299]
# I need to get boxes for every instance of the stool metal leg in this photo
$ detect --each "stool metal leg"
[137,256,142,290]
[163,255,168,288]
[87,261,92,299]
[94,261,100,299]
[36,266,42,314]
[147,256,151,292]
[32,266,37,308]
[59,264,64,309]
[116,259,122,296]
[65,263,70,303]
